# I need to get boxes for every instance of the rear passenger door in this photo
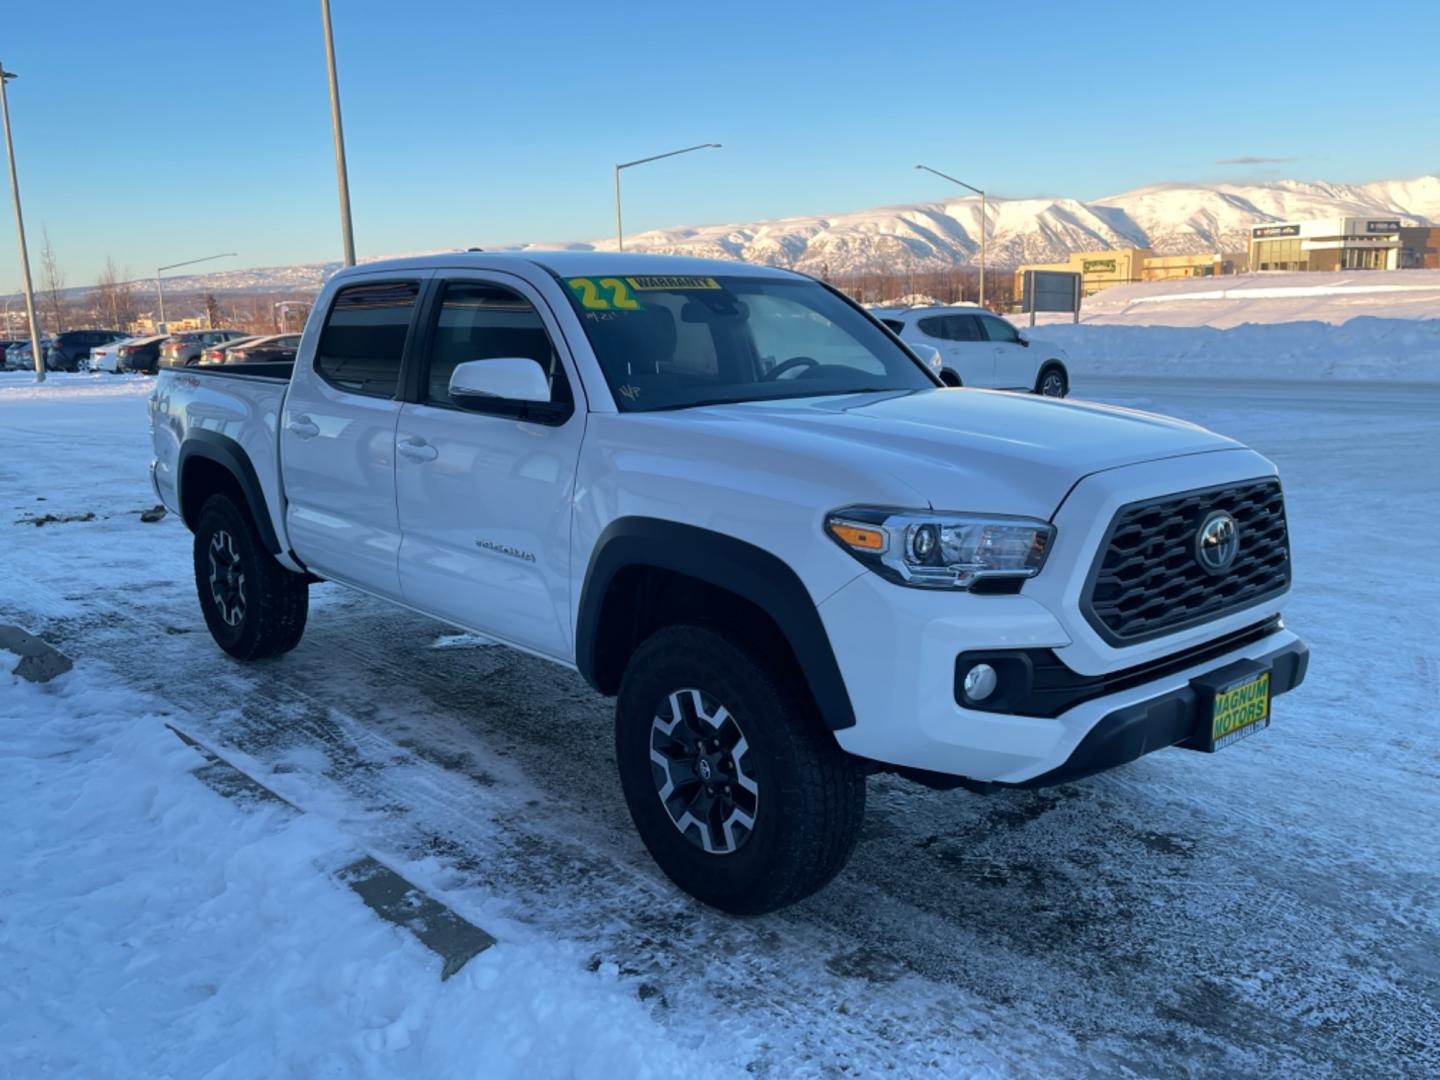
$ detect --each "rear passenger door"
[393,273,585,659]
[916,314,993,386]
[978,314,1034,390]
[281,276,427,599]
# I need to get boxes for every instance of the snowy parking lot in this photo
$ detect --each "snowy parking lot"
[2,370,1437,1077]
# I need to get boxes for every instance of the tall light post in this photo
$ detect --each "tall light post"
[614,142,721,251]
[320,0,356,266]
[0,64,45,384]
[155,252,236,333]
[915,164,987,308]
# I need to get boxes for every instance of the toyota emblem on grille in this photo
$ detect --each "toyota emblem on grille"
[1195,510,1240,574]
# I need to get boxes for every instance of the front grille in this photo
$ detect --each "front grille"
[1082,478,1290,645]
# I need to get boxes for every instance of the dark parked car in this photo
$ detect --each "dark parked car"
[159,329,248,368]
[116,335,168,374]
[46,329,126,372]
[224,332,302,364]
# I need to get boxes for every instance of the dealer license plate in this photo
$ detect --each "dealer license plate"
[1208,671,1271,751]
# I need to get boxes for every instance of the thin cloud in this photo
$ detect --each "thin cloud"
[1216,155,1298,166]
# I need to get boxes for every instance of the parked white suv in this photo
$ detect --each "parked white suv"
[148,253,1306,914]
[876,305,1070,396]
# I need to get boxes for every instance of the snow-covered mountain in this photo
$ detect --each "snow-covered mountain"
[139,174,1440,294]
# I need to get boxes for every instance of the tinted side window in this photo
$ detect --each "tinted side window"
[947,315,984,341]
[917,315,982,342]
[316,281,419,398]
[880,318,906,334]
[980,316,1021,344]
[425,281,571,410]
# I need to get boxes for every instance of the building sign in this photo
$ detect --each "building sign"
[1365,220,1401,233]
[1252,224,1301,238]
[1082,259,1117,274]
[1022,270,1082,315]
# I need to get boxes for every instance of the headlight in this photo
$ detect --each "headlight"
[825,506,1054,589]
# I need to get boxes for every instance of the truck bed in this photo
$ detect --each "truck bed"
[149,364,293,555]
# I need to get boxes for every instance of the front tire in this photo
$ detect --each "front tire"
[193,493,308,660]
[615,625,866,914]
[1037,364,1068,397]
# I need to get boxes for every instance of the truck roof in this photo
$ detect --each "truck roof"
[342,250,805,282]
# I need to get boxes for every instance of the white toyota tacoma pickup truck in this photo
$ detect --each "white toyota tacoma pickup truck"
[149,252,1308,914]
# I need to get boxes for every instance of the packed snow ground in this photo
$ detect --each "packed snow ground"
[2,369,1438,1078]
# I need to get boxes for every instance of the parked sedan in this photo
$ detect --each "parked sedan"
[4,337,54,371]
[46,329,126,372]
[116,335,168,374]
[223,332,302,364]
[197,335,264,365]
[874,306,1070,396]
[159,329,248,368]
[90,335,153,373]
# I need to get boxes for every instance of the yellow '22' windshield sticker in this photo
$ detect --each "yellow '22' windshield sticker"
[566,277,643,311]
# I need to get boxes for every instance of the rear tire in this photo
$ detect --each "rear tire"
[1037,364,1068,398]
[193,493,308,660]
[615,624,866,914]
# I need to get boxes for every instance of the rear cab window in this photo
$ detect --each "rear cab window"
[315,281,420,398]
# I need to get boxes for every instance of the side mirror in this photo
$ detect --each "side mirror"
[1017,333,1030,348]
[909,342,943,373]
[448,357,551,407]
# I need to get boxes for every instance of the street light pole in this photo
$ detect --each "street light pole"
[155,252,237,333]
[320,0,356,267]
[0,64,46,384]
[613,142,721,251]
[915,164,986,309]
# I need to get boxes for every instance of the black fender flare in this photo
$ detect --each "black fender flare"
[576,517,857,730]
[177,430,282,554]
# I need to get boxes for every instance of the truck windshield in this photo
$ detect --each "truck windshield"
[559,273,935,411]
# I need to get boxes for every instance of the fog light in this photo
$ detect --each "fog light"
[963,663,998,701]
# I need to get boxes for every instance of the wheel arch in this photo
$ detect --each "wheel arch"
[177,431,282,554]
[576,517,857,731]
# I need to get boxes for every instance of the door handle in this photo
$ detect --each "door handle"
[397,437,438,463]
[287,415,320,439]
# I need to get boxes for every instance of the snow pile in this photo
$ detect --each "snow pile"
[0,659,720,1079]
[1054,269,1440,328]
[1030,316,1440,382]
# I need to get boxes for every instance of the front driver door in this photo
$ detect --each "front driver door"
[394,274,585,660]
[979,314,1031,390]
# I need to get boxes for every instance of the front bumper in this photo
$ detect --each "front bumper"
[1006,636,1307,788]
[818,570,1307,785]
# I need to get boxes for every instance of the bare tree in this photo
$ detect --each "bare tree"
[203,291,221,329]
[39,225,66,334]
[112,263,137,330]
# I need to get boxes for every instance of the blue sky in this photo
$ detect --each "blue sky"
[3,0,1437,286]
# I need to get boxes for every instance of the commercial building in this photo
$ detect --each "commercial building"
[1248,217,1432,272]
[1012,248,1151,297]
[1013,248,1243,297]
[1398,226,1440,269]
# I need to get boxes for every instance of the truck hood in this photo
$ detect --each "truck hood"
[694,388,1243,519]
